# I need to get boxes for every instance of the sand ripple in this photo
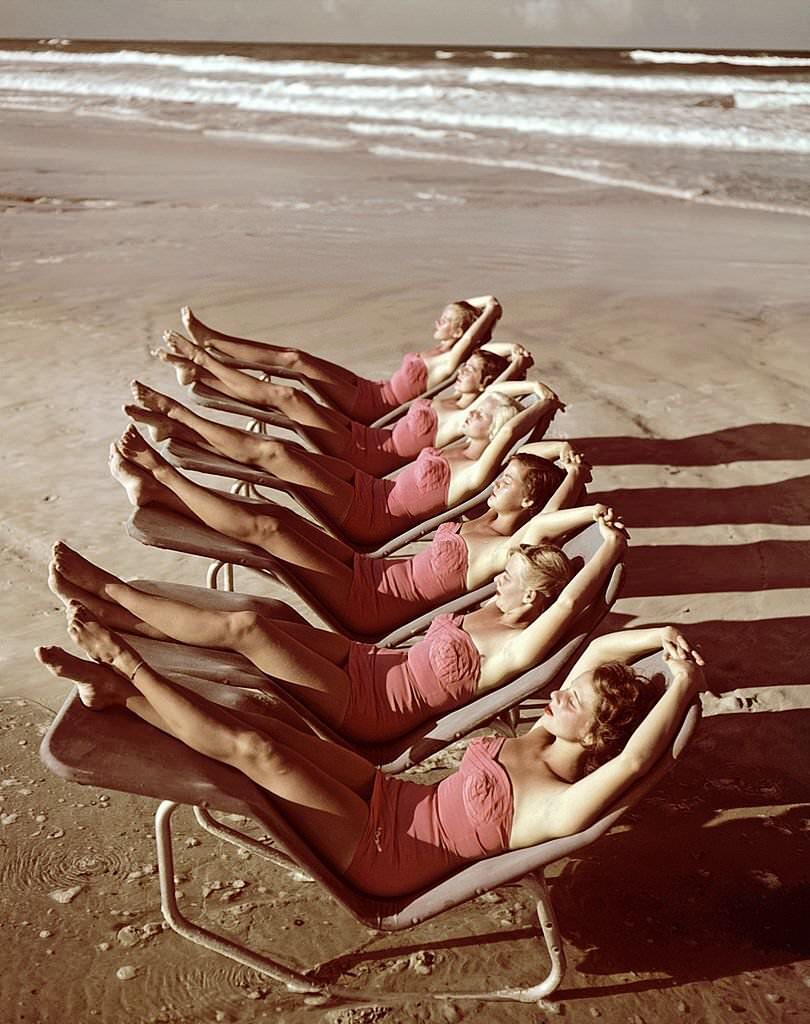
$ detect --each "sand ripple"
[117,963,265,1018]
[0,839,131,894]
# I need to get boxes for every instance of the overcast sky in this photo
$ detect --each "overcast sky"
[2,0,809,49]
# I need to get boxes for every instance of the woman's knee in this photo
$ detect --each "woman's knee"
[225,609,268,649]
[231,727,279,773]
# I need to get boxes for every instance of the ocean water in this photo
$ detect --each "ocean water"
[2,39,810,216]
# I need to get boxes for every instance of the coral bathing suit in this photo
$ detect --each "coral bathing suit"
[345,399,439,477]
[339,612,480,742]
[338,447,451,546]
[345,736,513,898]
[343,521,468,635]
[349,352,428,425]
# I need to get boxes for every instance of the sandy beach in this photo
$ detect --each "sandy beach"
[1,107,809,1022]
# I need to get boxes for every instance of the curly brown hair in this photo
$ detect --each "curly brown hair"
[508,453,565,510]
[582,662,662,775]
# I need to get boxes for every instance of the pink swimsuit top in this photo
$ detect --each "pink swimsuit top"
[345,735,513,898]
[350,352,429,425]
[339,447,451,546]
[347,399,439,476]
[343,521,468,634]
[341,612,481,742]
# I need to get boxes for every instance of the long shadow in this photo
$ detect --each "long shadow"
[675,616,810,692]
[596,615,810,692]
[622,541,810,597]
[590,474,810,527]
[555,710,810,986]
[570,423,810,466]
[316,712,810,997]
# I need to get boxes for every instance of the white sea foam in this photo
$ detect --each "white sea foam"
[629,49,810,69]
[3,69,805,155]
[3,48,809,100]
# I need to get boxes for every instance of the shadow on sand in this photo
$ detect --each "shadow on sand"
[572,423,810,466]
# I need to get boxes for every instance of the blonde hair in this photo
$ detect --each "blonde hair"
[446,300,479,335]
[485,392,522,439]
[508,543,572,600]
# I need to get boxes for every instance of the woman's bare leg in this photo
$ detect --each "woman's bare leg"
[181,306,361,392]
[35,645,324,736]
[108,441,191,518]
[113,428,357,615]
[158,341,356,446]
[50,542,354,724]
[117,425,355,534]
[62,604,373,869]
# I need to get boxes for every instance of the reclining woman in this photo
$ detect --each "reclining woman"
[124,421,591,636]
[174,295,504,424]
[41,602,705,899]
[45,508,625,746]
[112,382,561,548]
[138,343,533,477]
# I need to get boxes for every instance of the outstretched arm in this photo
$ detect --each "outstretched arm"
[423,296,503,383]
[561,626,699,685]
[540,642,706,838]
[492,511,627,681]
[515,502,606,548]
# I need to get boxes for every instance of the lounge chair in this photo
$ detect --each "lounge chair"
[125,503,600,647]
[39,650,699,1005]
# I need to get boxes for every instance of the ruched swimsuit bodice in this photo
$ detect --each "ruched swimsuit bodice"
[345,736,513,897]
[339,447,451,546]
[344,521,468,634]
[341,612,480,742]
[350,352,428,425]
[346,399,438,476]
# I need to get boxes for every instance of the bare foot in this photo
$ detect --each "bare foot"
[163,329,200,361]
[153,348,198,386]
[36,645,132,709]
[65,600,138,675]
[109,441,162,507]
[181,306,218,347]
[116,425,165,473]
[124,404,175,443]
[130,380,180,417]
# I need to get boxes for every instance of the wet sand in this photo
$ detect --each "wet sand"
[1,108,808,1022]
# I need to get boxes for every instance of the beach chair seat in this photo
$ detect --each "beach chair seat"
[39,651,698,1005]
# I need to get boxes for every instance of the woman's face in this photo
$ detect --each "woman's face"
[494,552,532,613]
[488,458,532,514]
[542,673,600,744]
[433,306,462,344]
[454,354,485,395]
[463,399,495,440]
